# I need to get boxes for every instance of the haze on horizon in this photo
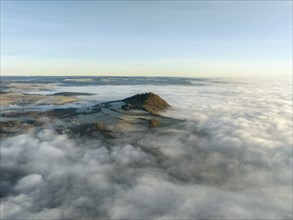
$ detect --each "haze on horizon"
[1,1,292,78]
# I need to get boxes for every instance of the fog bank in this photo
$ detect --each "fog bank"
[1,79,292,219]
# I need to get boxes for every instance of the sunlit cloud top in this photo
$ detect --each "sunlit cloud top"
[1,1,292,77]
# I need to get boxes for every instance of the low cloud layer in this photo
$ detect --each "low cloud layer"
[1,79,292,219]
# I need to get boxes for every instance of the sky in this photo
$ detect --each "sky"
[0,0,292,77]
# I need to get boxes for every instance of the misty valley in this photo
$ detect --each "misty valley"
[0,77,292,219]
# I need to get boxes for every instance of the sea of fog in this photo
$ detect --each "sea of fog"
[1,77,292,219]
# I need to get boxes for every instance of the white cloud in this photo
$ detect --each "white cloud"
[14,174,43,193]
[0,78,292,219]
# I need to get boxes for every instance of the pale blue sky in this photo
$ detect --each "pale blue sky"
[1,1,292,77]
